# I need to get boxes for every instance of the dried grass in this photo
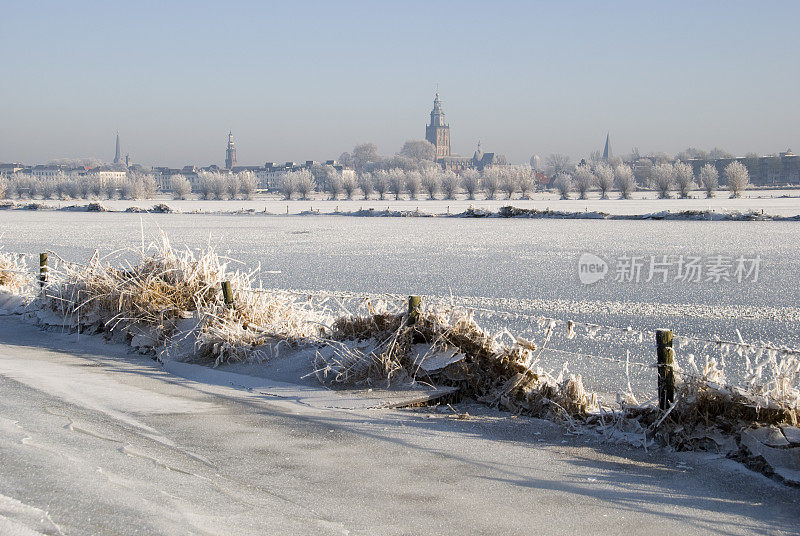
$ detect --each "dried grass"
[39,235,325,364]
[0,252,31,293]
[316,306,598,420]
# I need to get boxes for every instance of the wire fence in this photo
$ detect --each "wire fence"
[2,247,798,403]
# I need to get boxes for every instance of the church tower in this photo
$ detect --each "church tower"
[225,131,237,169]
[425,93,451,159]
[113,132,121,164]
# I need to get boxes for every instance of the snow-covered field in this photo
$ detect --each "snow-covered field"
[12,188,800,216]
[1,210,798,400]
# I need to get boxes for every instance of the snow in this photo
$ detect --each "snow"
[6,188,800,216]
[1,210,798,400]
[0,315,797,534]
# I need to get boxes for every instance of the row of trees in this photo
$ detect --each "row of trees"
[0,172,159,201]
[277,165,540,200]
[187,171,258,200]
[551,160,750,200]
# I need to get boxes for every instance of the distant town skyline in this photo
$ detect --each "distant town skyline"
[2,1,799,167]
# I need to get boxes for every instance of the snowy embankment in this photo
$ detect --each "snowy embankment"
[2,188,800,219]
[1,238,799,485]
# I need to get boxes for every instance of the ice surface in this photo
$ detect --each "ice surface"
[1,210,798,398]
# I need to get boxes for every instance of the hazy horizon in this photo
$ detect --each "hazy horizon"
[2,0,799,167]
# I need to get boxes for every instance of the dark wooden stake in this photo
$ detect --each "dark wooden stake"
[407,296,421,325]
[221,281,234,309]
[39,253,48,288]
[656,329,675,411]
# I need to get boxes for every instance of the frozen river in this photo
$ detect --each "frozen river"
[2,211,798,397]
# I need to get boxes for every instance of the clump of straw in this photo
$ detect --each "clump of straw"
[315,306,598,420]
[0,252,31,294]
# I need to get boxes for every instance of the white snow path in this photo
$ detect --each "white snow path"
[0,316,797,535]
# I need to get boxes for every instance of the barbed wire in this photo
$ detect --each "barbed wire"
[4,248,798,359]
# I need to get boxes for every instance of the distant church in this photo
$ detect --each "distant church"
[225,131,237,169]
[424,92,505,171]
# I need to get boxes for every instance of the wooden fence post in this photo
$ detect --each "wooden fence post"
[221,281,234,309]
[39,253,48,288]
[407,296,421,326]
[656,329,675,411]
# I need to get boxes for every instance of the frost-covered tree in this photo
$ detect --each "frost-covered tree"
[573,164,594,200]
[39,178,57,200]
[461,169,480,199]
[293,170,315,200]
[517,166,536,199]
[699,163,718,198]
[388,168,405,200]
[421,168,440,199]
[400,140,436,162]
[357,173,374,200]
[673,162,695,198]
[500,167,517,199]
[481,167,501,199]
[545,154,572,177]
[341,173,357,199]
[238,171,258,199]
[372,170,389,200]
[440,170,460,199]
[225,174,239,199]
[614,164,636,199]
[405,170,422,199]
[0,176,7,199]
[196,173,214,200]
[651,162,674,199]
[725,161,750,197]
[554,172,572,199]
[594,162,614,199]
[171,175,191,200]
[279,172,297,200]
[352,143,380,173]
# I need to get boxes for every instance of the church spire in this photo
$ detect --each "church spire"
[225,131,237,169]
[113,131,121,164]
[603,132,612,160]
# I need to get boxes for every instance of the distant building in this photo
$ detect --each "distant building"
[685,151,800,186]
[424,93,506,172]
[113,132,122,165]
[425,93,450,159]
[602,133,612,160]
[225,132,237,169]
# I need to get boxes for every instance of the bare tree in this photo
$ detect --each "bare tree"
[0,176,7,199]
[461,169,480,199]
[651,162,674,199]
[372,170,388,200]
[699,163,718,198]
[500,167,517,199]
[545,154,572,177]
[352,143,380,173]
[554,172,572,199]
[171,175,191,200]
[517,166,536,199]
[400,140,436,162]
[388,169,405,200]
[673,162,695,198]
[614,164,636,199]
[327,172,343,200]
[357,173,374,199]
[440,170,460,199]
[405,170,422,199]
[279,172,297,200]
[341,173,357,199]
[421,168,440,199]
[725,161,750,197]
[294,170,316,200]
[238,171,258,199]
[225,174,239,199]
[573,164,594,200]
[593,162,614,199]
[481,167,501,199]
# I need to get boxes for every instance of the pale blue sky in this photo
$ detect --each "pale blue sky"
[2,1,798,166]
